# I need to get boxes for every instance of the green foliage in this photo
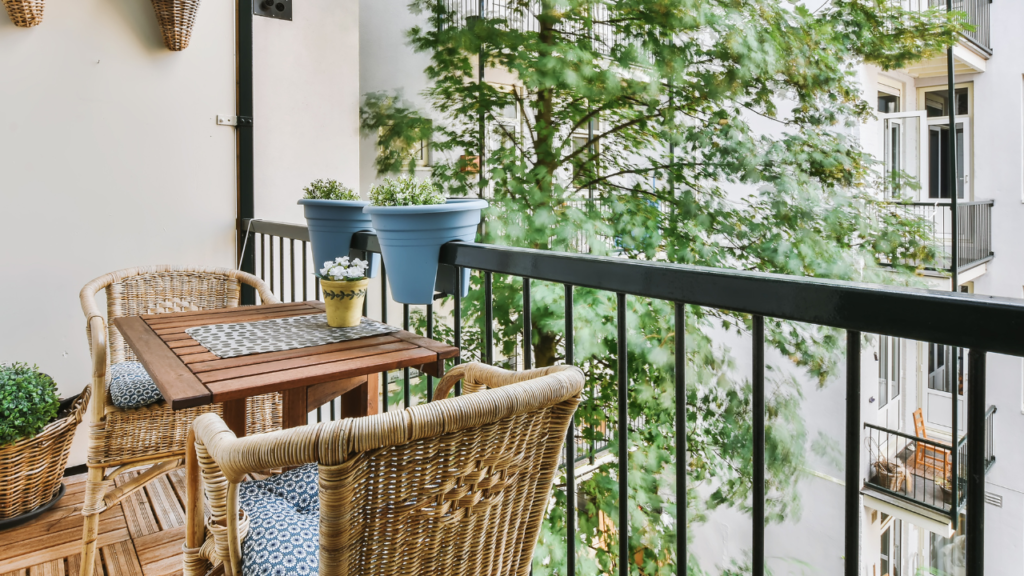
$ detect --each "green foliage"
[369,176,446,206]
[302,179,359,201]
[0,363,60,446]
[363,1,960,573]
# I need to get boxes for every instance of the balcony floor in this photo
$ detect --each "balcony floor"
[1,469,188,576]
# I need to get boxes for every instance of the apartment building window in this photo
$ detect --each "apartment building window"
[920,85,972,201]
[878,92,900,114]
[880,516,903,576]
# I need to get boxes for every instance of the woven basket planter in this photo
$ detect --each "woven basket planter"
[2,0,45,28]
[150,0,201,51]
[0,384,90,521]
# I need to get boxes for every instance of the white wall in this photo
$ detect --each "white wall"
[0,0,361,467]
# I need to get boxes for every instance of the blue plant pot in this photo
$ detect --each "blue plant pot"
[298,199,380,278]
[364,198,488,305]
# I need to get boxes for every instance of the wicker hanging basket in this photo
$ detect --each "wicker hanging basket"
[0,385,90,520]
[2,0,45,28]
[150,0,202,51]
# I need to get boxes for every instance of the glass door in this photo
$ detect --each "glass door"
[880,111,928,200]
[877,336,903,431]
[926,117,971,202]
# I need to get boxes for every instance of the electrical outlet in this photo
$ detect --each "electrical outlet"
[254,0,292,21]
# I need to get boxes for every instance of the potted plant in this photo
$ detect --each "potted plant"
[939,476,953,505]
[0,363,90,530]
[298,179,379,280]
[319,256,372,327]
[363,177,487,305]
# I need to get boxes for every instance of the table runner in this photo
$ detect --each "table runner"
[185,313,400,359]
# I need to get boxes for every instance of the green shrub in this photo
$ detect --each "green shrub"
[369,176,446,207]
[0,363,60,446]
[302,179,359,201]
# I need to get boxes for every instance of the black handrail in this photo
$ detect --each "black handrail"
[242,216,1020,576]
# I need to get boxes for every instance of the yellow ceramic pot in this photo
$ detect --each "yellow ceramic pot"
[320,277,369,328]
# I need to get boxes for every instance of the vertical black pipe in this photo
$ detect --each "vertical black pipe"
[237,0,255,305]
[454,266,463,397]
[477,0,486,197]
[946,0,958,291]
[845,331,861,576]
[523,278,532,370]
[616,292,628,576]
[404,304,411,408]
[675,303,686,573]
[426,304,434,401]
[485,271,494,365]
[967,349,987,574]
[381,262,389,413]
[565,284,575,576]
[752,315,765,576]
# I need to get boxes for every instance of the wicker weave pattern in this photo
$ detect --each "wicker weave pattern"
[0,385,89,519]
[150,0,201,51]
[186,363,584,576]
[2,0,44,28]
[79,265,280,576]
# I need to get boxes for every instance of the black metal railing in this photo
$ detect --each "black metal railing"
[895,0,992,54]
[863,423,970,514]
[877,200,993,273]
[439,0,620,55]
[241,216,1024,576]
[931,0,991,54]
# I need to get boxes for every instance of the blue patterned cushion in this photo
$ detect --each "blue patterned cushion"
[108,361,163,409]
[239,464,320,576]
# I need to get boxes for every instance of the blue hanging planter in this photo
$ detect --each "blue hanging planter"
[298,199,380,279]
[364,198,487,305]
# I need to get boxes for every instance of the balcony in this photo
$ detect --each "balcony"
[877,200,993,274]
[895,0,992,77]
[862,406,994,524]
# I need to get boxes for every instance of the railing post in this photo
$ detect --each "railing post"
[675,303,687,574]
[752,316,765,576]
[967,349,987,574]
[845,331,861,576]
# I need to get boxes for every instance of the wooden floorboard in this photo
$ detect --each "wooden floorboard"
[0,468,192,576]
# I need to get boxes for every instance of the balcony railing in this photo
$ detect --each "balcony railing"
[877,200,993,273]
[863,406,994,515]
[895,0,992,54]
[239,216,1024,576]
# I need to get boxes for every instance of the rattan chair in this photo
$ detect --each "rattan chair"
[79,265,284,576]
[183,362,584,576]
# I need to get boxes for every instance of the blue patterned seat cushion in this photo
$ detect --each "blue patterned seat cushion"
[239,464,320,576]
[108,361,163,409]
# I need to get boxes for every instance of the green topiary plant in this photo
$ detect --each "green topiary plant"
[0,363,60,447]
[302,179,359,201]
[369,176,445,207]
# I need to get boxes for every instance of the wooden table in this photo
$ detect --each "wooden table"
[112,301,459,434]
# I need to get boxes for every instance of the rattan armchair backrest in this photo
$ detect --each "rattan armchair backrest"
[80,265,278,364]
[187,363,585,576]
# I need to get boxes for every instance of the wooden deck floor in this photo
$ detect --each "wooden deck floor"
[1,469,190,576]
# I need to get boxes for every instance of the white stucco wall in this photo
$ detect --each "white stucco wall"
[0,0,360,467]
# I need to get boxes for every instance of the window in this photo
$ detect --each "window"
[880,517,903,576]
[925,88,969,118]
[878,93,900,114]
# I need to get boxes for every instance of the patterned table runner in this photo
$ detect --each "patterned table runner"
[185,313,400,359]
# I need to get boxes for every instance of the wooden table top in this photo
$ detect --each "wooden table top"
[112,301,459,410]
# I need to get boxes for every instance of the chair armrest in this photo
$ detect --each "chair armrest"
[432,363,578,401]
[87,315,108,423]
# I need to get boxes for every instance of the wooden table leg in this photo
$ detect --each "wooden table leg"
[282,387,308,429]
[222,399,247,438]
[340,372,379,419]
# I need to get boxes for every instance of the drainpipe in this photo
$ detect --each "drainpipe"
[238,0,256,304]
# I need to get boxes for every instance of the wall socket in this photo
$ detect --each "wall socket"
[254,0,292,21]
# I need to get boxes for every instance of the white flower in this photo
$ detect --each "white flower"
[335,256,349,265]
[319,267,329,276]
[324,261,334,269]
